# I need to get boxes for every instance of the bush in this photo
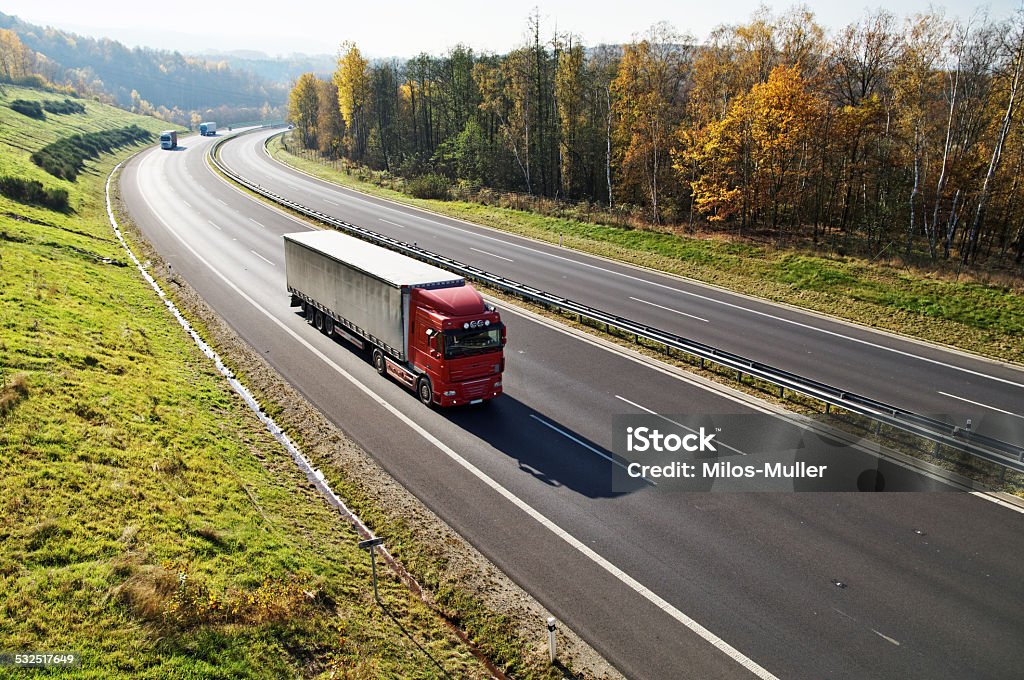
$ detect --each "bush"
[31,125,153,181]
[406,173,450,200]
[0,176,70,212]
[42,99,86,115]
[10,99,45,119]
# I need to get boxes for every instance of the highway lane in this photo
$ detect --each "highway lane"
[121,133,1024,679]
[217,129,1024,445]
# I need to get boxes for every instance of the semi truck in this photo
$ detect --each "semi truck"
[159,130,177,150]
[199,121,217,136]
[283,230,505,407]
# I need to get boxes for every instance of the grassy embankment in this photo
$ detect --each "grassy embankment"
[270,135,1024,365]
[0,86,495,677]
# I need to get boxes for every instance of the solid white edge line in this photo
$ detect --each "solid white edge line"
[529,414,655,485]
[629,296,709,323]
[938,391,1024,420]
[137,149,781,680]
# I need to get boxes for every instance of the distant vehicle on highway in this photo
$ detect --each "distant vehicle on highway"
[284,230,506,407]
[199,121,217,136]
[159,130,177,150]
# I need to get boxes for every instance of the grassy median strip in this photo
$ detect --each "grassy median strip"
[0,87,496,678]
[270,135,1024,366]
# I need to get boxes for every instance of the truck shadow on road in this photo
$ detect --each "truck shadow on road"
[441,396,647,499]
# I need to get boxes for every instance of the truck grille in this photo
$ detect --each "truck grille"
[449,359,497,382]
[460,377,493,399]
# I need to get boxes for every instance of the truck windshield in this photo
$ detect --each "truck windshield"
[443,326,502,358]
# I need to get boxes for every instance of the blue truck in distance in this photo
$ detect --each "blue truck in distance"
[159,130,177,150]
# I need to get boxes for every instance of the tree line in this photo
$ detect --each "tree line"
[289,7,1024,270]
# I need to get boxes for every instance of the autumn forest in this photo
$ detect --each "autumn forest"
[288,7,1024,272]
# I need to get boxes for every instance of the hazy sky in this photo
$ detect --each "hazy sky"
[3,0,1020,58]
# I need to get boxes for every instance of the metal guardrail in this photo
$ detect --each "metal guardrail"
[210,131,1024,477]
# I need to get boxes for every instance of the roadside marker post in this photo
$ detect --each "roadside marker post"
[358,537,385,603]
[547,617,557,664]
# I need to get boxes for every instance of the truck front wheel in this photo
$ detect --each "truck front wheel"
[372,349,387,376]
[417,377,434,407]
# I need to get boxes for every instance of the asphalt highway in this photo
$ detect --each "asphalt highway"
[120,131,1024,679]
[217,128,1024,447]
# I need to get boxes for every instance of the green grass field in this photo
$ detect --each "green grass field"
[271,136,1024,365]
[0,86,497,678]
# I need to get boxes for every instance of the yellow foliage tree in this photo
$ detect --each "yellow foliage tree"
[289,73,321,149]
[680,64,823,230]
[0,29,34,82]
[333,42,371,160]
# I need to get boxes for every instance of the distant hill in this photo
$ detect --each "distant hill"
[195,50,337,84]
[0,11,286,124]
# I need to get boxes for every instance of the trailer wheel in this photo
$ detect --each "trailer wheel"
[416,377,434,407]
[302,301,312,320]
[372,349,387,376]
[314,310,324,331]
[324,316,334,336]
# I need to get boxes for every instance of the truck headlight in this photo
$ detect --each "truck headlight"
[493,381,502,388]
[443,390,457,397]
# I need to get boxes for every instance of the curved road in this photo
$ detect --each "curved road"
[219,128,1024,446]
[121,131,1024,679]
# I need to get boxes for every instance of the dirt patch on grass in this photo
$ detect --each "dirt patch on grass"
[0,372,29,416]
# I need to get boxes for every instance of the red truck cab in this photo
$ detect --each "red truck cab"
[408,286,505,407]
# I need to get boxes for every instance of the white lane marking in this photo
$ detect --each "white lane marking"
[207,220,221,231]
[324,198,340,206]
[380,218,405,229]
[938,392,1024,420]
[183,200,192,208]
[260,144,1024,390]
[629,296,709,323]
[136,166,780,680]
[217,198,228,206]
[872,629,901,646]
[615,395,749,457]
[250,250,275,266]
[529,415,654,485]
[470,247,515,263]
[249,218,266,230]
